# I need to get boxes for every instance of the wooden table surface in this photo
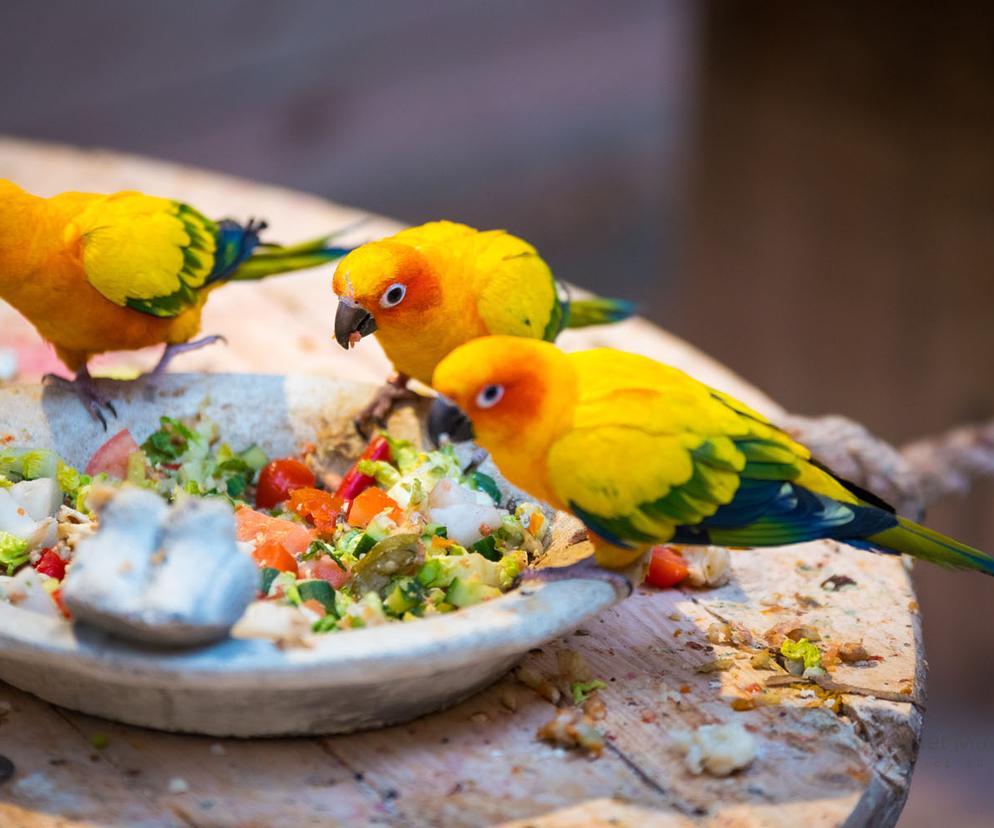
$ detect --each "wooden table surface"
[0,138,924,828]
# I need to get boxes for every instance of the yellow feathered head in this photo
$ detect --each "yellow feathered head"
[332,240,441,349]
[432,336,577,457]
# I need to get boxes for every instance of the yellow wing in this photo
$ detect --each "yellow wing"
[546,350,839,547]
[65,192,218,317]
[471,230,559,340]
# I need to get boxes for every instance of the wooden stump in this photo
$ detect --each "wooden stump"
[0,137,923,828]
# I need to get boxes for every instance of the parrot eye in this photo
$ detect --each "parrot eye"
[380,283,407,308]
[476,384,505,409]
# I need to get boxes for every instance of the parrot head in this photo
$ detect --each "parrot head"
[332,240,442,349]
[432,336,578,493]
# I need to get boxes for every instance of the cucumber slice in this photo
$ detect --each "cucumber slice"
[471,534,500,562]
[259,567,280,595]
[297,579,337,614]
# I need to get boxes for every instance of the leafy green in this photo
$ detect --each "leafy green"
[0,531,30,575]
[571,680,607,705]
[780,637,822,670]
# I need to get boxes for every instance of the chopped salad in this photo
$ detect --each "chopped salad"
[0,413,548,633]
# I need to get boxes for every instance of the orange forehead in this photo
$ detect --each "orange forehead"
[333,241,439,311]
[432,337,563,417]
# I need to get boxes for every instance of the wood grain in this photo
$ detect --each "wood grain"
[0,138,922,827]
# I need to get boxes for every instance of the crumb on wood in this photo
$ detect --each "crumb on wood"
[537,709,604,757]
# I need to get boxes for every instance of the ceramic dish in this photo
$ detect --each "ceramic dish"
[0,374,620,736]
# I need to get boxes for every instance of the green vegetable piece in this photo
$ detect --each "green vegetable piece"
[356,459,401,489]
[0,448,59,481]
[469,471,502,505]
[0,531,30,576]
[571,680,607,705]
[226,476,247,498]
[0,475,11,489]
[384,578,426,616]
[348,534,423,596]
[416,558,445,588]
[352,533,377,558]
[422,524,447,539]
[126,450,147,485]
[297,580,338,614]
[312,615,339,633]
[780,637,822,670]
[239,445,269,472]
[89,733,110,750]
[259,567,281,595]
[471,534,501,562]
[445,577,501,608]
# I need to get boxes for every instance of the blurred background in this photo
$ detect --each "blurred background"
[1,1,992,823]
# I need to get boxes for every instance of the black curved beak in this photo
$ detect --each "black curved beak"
[335,299,377,349]
[428,397,476,446]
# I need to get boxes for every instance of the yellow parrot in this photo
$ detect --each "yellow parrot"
[0,180,351,425]
[432,336,993,584]
[331,221,633,432]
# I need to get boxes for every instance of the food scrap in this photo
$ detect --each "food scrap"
[675,723,756,777]
[570,680,606,705]
[537,708,604,757]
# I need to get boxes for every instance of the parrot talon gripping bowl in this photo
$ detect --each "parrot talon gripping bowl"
[0,374,619,736]
[431,336,994,580]
[0,180,353,426]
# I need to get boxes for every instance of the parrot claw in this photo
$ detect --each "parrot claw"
[141,336,228,400]
[515,557,635,602]
[43,370,118,430]
[353,375,419,439]
[151,336,228,377]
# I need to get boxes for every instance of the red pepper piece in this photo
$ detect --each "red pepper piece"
[334,435,391,501]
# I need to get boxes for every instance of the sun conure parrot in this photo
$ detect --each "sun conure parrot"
[0,180,352,425]
[431,336,994,587]
[331,221,634,433]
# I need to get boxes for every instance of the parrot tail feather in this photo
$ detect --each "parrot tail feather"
[868,516,994,575]
[565,297,636,329]
[229,234,353,282]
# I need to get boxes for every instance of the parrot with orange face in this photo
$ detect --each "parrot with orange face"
[331,221,633,433]
[0,180,351,425]
[431,336,994,585]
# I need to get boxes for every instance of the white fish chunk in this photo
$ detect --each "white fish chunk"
[62,488,256,646]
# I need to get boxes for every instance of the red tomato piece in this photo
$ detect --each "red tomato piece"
[298,555,349,589]
[252,539,299,574]
[85,429,140,479]
[287,488,344,534]
[334,435,391,501]
[235,507,316,556]
[347,487,402,529]
[34,548,66,581]
[255,458,316,509]
[645,546,690,589]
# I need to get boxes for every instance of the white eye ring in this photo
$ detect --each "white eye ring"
[380,283,406,308]
[476,384,504,409]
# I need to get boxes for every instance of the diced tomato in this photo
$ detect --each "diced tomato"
[334,435,391,501]
[51,588,70,619]
[645,546,690,589]
[347,487,402,528]
[255,458,316,509]
[34,549,66,581]
[298,555,349,588]
[235,507,316,556]
[85,429,140,479]
[288,488,344,534]
[252,539,298,574]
